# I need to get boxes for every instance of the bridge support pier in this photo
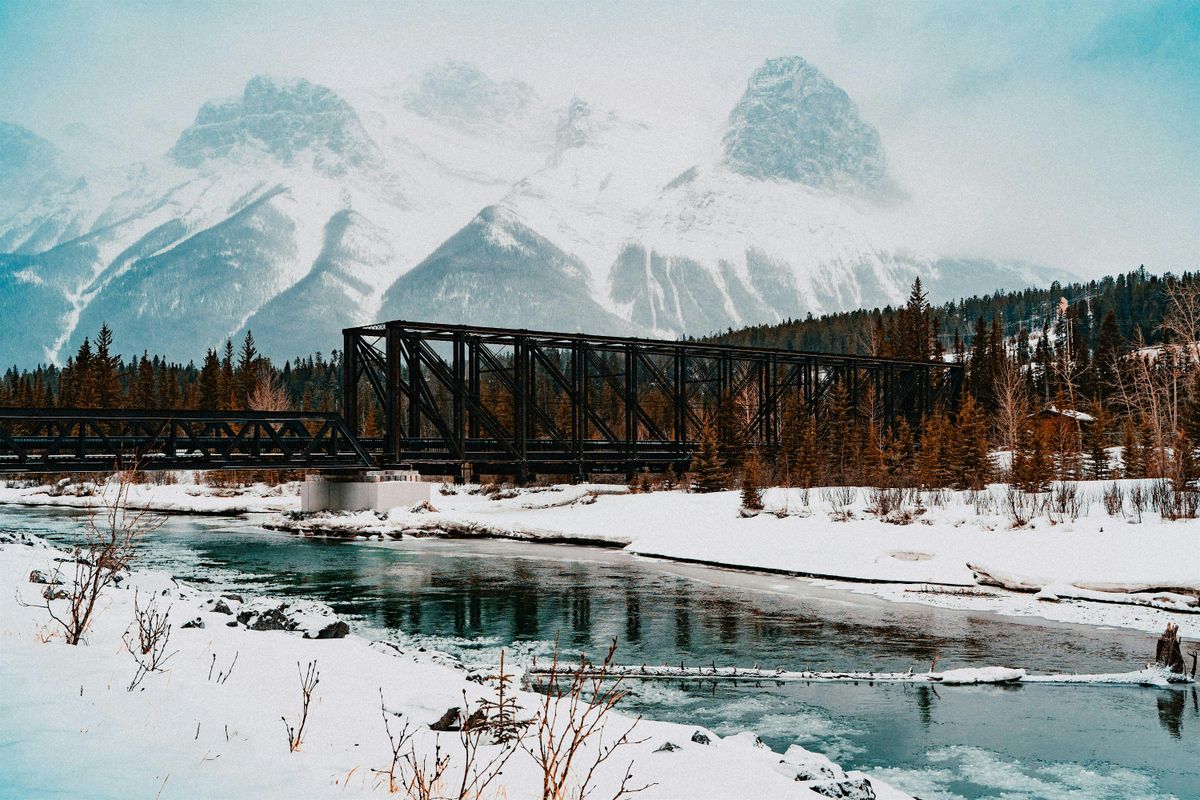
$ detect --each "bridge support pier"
[300,470,435,513]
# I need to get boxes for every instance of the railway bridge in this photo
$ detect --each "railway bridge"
[0,320,962,480]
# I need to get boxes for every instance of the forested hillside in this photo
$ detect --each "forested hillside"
[3,266,1199,499]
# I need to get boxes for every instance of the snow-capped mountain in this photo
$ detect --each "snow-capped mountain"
[0,68,554,364]
[1,57,1070,366]
[384,56,1068,339]
[0,123,74,222]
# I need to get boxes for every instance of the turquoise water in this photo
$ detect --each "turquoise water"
[3,507,1197,799]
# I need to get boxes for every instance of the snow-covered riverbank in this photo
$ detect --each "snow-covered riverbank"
[274,481,1200,638]
[4,476,1198,638]
[0,531,912,800]
[0,475,298,514]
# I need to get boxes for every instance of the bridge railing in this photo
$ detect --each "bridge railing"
[0,409,373,474]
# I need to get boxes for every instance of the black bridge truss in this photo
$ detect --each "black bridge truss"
[0,409,372,474]
[344,320,963,479]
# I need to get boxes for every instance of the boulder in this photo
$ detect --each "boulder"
[180,617,205,630]
[221,593,244,603]
[429,707,461,731]
[307,620,350,639]
[42,586,69,601]
[690,731,711,746]
[654,741,681,753]
[247,607,291,632]
[808,776,875,800]
[211,599,235,615]
[28,569,61,585]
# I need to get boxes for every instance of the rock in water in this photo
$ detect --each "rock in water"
[308,620,349,639]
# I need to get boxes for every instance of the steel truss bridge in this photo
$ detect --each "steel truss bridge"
[0,409,371,474]
[343,320,962,479]
[0,321,961,477]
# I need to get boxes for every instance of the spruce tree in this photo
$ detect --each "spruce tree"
[237,331,259,407]
[198,349,222,410]
[692,417,725,493]
[955,394,991,490]
[795,418,822,487]
[1085,406,1111,480]
[94,323,122,408]
[1120,418,1142,479]
[884,419,916,485]
[740,448,764,512]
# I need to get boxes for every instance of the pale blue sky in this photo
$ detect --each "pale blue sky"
[0,0,1196,275]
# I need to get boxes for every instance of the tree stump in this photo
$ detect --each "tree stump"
[1154,623,1185,674]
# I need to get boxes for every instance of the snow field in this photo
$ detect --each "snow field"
[0,533,913,800]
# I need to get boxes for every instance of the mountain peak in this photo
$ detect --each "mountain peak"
[170,75,380,173]
[722,56,891,196]
[404,61,548,138]
[0,122,71,219]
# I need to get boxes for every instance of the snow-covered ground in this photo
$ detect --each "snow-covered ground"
[0,474,299,514]
[0,531,912,800]
[274,481,1200,638]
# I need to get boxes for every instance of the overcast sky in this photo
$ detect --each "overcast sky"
[0,0,1196,277]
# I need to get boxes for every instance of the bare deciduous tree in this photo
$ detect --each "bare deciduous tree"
[526,638,653,800]
[282,660,320,752]
[124,590,177,691]
[248,373,291,412]
[38,470,163,645]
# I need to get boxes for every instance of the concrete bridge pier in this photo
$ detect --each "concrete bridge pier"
[300,470,435,513]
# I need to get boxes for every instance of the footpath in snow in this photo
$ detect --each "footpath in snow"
[272,481,1200,638]
[0,530,911,800]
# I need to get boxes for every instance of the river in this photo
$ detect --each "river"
[3,506,1196,799]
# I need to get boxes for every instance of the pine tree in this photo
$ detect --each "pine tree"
[691,417,725,493]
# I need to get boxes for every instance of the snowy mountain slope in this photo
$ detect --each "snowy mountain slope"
[388,56,1069,339]
[378,205,630,334]
[0,122,74,223]
[1,58,1073,365]
[0,68,559,363]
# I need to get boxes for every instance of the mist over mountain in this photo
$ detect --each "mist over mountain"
[0,58,1072,366]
